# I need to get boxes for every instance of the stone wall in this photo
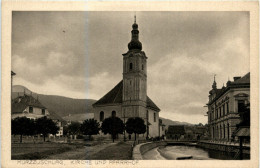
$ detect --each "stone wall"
[132,141,167,160]
[197,141,250,154]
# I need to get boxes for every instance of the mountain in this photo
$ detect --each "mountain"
[159,117,193,128]
[12,85,193,126]
[12,85,96,119]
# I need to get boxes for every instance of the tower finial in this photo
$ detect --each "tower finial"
[212,74,217,89]
[134,12,136,23]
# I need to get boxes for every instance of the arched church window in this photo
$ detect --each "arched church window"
[130,63,133,70]
[112,111,116,117]
[100,111,104,121]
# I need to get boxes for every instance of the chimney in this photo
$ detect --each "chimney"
[233,76,241,81]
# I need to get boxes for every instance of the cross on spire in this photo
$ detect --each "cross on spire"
[134,12,136,23]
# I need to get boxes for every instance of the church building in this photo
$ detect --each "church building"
[93,17,160,139]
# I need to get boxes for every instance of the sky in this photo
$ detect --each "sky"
[12,11,249,124]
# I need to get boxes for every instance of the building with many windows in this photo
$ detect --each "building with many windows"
[92,18,161,139]
[207,72,250,141]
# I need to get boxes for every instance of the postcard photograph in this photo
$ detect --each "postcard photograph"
[1,2,259,168]
[9,10,252,161]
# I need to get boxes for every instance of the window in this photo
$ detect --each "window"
[227,123,230,141]
[29,106,33,113]
[212,108,214,120]
[129,63,133,70]
[154,113,156,122]
[100,111,104,121]
[42,109,45,115]
[226,102,229,113]
[223,124,225,139]
[216,109,218,118]
[112,111,116,117]
[223,104,225,115]
[142,64,144,70]
[238,100,245,113]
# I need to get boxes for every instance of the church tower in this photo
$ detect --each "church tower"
[122,16,148,119]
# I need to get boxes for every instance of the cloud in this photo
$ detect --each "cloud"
[12,11,249,124]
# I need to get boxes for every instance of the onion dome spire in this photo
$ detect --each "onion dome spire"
[128,14,142,51]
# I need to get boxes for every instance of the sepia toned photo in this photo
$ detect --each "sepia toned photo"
[2,1,259,168]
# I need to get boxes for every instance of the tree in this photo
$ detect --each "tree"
[11,117,36,143]
[101,117,124,142]
[35,116,59,142]
[126,117,146,141]
[80,119,100,139]
[68,122,81,138]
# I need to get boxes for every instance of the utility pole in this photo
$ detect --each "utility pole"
[11,71,16,100]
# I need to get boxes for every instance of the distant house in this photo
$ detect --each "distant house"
[12,93,49,119]
[166,125,185,140]
[11,93,65,136]
[48,111,66,137]
[159,119,166,138]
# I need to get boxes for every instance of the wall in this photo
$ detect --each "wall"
[11,107,49,120]
[208,87,250,141]
[197,141,250,154]
[148,109,159,137]
[93,105,122,122]
[132,141,167,160]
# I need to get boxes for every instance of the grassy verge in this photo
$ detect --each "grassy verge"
[11,143,83,160]
[90,142,132,160]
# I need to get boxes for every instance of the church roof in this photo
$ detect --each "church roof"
[93,80,123,105]
[93,80,160,111]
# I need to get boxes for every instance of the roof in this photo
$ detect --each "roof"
[167,125,185,135]
[147,96,160,111]
[93,80,160,111]
[208,72,250,105]
[93,80,123,105]
[12,94,46,114]
[48,110,66,125]
[234,127,250,137]
[233,72,250,84]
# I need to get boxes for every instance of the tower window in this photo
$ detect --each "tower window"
[130,63,133,70]
[154,113,156,122]
[112,111,116,117]
[100,111,104,121]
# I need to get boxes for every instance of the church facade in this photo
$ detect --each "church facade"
[93,18,160,139]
